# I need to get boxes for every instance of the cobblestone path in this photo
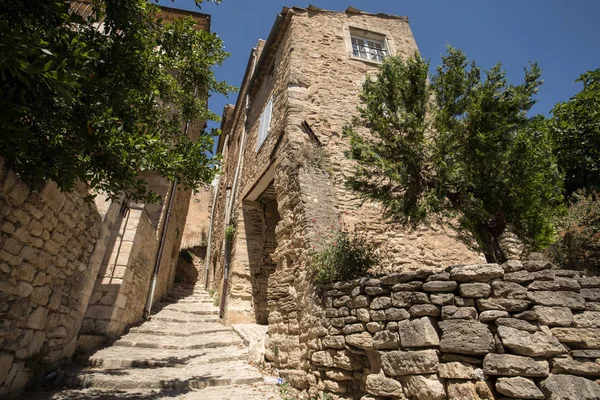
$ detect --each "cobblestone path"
[27,284,281,399]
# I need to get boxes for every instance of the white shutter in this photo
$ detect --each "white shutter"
[256,96,273,151]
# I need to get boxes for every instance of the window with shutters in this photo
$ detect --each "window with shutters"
[256,96,273,151]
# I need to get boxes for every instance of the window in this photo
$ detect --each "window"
[351,34,387,62]
[256,96,273,151]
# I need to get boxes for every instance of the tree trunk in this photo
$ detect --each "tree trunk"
[477,223,507,264]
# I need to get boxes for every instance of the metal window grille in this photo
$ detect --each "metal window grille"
[351,36,387,62]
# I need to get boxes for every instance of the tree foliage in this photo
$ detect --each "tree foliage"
[346,48,564,262]
[550,69,600,196]
[0,0,233,201]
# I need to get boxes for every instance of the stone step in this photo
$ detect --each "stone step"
[129,322,229,336]
[150,311,220,324]
[87,345,248,369]
[28,383,282,399]
[152,303,219,315]
[69,361,263,390]
[113,331,243,349]
[161,296,213,304]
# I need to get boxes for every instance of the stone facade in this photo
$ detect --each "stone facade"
[291,259,600,399]
[180,186,212,250]
[0,157,106,397]
[207,6,479,330]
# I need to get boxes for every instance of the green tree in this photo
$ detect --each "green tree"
[550,69,600,196]
[0,0,232,201]
[346,48,564,263]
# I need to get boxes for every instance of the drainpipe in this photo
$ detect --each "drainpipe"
[143,116,192,319]
[203,174,220,289]
[144,177,178,320]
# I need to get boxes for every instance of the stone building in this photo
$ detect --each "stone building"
[0,6,210,398]
[205,5,481,325]
[202,9,600,399]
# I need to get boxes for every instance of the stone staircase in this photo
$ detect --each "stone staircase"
[27,284,281,399]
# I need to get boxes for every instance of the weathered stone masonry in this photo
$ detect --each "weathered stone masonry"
[0,157,106,397]
[208,6,481,327]
[281,260,600,399]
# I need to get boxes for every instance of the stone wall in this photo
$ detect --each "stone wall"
[180,186,212,250]
[79,181,190,346]
[279,260,600,399]
[285,8,481,273]
[0,158,106,397]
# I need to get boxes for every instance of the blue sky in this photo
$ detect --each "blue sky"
[161,0,600,140]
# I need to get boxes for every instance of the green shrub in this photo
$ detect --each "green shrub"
[312,230,379,284]
[546,190,600,274]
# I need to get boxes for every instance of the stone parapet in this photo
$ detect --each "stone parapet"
[280,260,600,399]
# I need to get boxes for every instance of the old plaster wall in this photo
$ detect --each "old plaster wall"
[0,157,109,398]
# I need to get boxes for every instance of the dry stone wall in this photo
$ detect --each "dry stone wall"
[284,260,600,399]
[0,157,105,397]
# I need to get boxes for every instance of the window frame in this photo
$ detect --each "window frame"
[256,95,274,151]
[348,28,389,64]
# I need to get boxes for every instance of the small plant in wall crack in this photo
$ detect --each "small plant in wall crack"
[311,229,379,284]
[225,225,236,242]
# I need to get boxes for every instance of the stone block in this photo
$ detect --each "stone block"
[437,362,479,380]
[552,357,600,377]
[345,332,373,350]
[495,317,539,332]
[398,317,439,348]
[498,326,566,357]
[505,269,554,283]
[366,322,384,333]
[477,298,530,312]
[364,374,404,398]
[441,305,477,320]
[491,280,527,299]
[534,306,574,327]
[430,293,454,305]
[24,307,48,330]
[392,281,423,291]
[540,374,600,400]
[458,283,491,298]
[528,277,580,291]
[402,374,446,400]
[391,291,428,307]
[342,323,364,335]
[373,330,399,350]
[527,291,585,310]
[384,307,409,321]
[439,320,493,355]
[369,296,391,310]
[322,336,345,349]
[496,377,544,399]
[446,380,494,400]
[422,280,457,293]
[483,353,549,377]
[479,310,509,323]
[449,263,504,283]
[381,349,439,376]
[409,304,440,317]
[581,288,600,302]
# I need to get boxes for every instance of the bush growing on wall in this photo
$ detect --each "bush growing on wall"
[547,190,600,275]
[312,230,379,284]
